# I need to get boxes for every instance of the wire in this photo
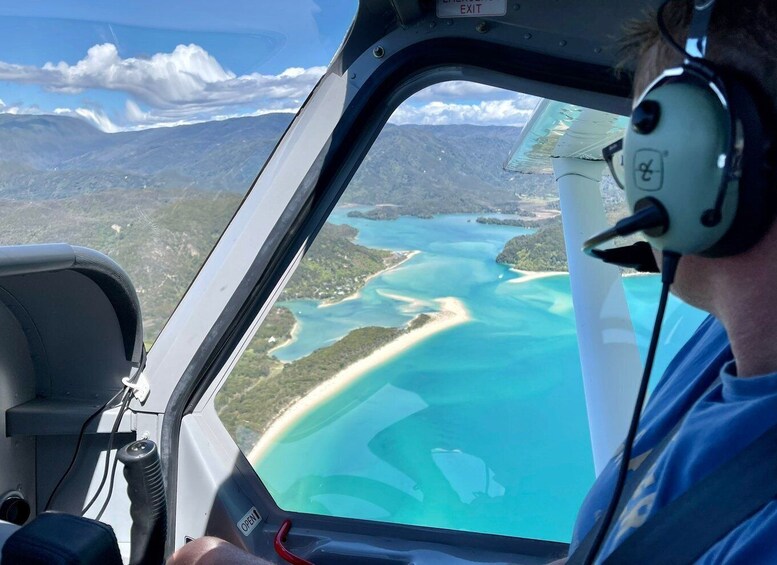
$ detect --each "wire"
[46,346,147,515]
[583,251,681,565]
[658,0,691,59]
[44,387,126,511]
[94,447,122,522]
[94,347,149,521]
[81,389,132,517]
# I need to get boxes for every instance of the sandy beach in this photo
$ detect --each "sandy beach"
[247,296,471,465]
[267,317,301,359]
[375,289,432,313]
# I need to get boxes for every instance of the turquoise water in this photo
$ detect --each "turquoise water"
[255,210,707,542]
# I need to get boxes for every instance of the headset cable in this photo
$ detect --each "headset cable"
[583,251,681,565]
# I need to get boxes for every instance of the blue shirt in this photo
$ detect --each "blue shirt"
[571,315,777,563]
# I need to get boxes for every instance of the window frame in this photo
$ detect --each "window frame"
[163,35,631,555]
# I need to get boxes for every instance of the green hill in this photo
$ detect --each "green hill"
[497,219,568,272]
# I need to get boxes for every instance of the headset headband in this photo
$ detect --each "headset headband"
[685,0,716,59]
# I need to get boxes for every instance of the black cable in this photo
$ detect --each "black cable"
[583,251,681,565]
[658,0,691,59]
[82,347,147,518]
[95,432,126,521]
[81,389,132,517]
[94,347,149,521]
[44,388,126,511]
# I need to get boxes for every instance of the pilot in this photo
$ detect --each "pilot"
[567,0,777,563]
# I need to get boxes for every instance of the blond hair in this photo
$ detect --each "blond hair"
[619,0,777,106]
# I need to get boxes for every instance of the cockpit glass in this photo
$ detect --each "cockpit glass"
[0,1,358,344]
[214,82,708,542]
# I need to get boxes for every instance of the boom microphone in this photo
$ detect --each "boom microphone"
[582,198,669,258]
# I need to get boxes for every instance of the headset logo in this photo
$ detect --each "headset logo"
[633,149,663,191]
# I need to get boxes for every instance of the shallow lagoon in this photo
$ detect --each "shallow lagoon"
[256,210,706,542]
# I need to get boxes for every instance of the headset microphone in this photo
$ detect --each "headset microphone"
[582,199,668,259]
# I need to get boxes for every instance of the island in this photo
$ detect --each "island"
[496,218,569,272]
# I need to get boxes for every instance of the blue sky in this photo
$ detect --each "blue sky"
[0,1,537,131]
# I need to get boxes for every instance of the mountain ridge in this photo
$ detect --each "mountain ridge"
[0,113,551,204]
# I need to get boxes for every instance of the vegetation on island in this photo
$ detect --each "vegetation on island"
[280,223,406,302]
[493,180,639,273]
[475,216,548,228]
[217,313,431,453]
[497,219,569,272]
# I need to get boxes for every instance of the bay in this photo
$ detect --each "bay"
[256,210,707,542]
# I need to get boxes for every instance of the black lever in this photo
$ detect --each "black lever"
[117,439,167,565]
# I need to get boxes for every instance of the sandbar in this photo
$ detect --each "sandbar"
[508,268,568,284]
[247,296,471,465]
[375,289,431,312]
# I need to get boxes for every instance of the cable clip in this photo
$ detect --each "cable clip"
[122,371,150,403]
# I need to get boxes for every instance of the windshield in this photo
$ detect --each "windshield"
[0,1,357,343]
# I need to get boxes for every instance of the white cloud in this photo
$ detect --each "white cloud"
[390,98,540,127]
[0,43,326,118]
[410,82,532,102]
[0,43,542,131]
[53,106,121,133]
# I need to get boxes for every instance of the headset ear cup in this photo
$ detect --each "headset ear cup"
[704,69,777,257]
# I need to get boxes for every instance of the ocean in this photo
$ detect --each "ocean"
[254,209,707,542]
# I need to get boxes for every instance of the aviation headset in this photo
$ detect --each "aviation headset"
[588,0,777,259]
[579,3,777,563]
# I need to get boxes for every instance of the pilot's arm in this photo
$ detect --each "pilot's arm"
[167,537,274,565]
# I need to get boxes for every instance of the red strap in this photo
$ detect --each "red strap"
[274,519,314,565]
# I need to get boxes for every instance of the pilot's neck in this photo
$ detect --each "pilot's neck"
[710,228,777,378]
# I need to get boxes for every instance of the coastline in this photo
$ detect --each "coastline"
[267,250,421,357]
[267,316,300,359]
[318,250,420,308]
[247,296,471,465]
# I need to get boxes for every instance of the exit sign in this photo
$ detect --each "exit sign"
[436,0,508,18]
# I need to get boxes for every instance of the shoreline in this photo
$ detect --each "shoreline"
[266,317,301,359]
[318,250,420,308]
[247,296,471,465]
[268,250,421,357]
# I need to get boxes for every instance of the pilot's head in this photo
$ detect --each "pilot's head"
[618,0,777,315]
[622,1,777,109]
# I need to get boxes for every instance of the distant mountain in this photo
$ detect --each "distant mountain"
[0,113,564,339]
[0,113,556,206]
[0,114,105,167]
[0,113,294,198]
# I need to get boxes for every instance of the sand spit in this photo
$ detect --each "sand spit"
[248,296,470,464]
[507,269,568,284]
